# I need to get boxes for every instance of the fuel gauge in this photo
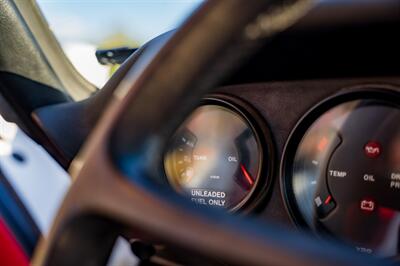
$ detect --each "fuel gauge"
[164,97,272,211]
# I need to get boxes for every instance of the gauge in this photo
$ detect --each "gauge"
[281,89,400,257]
[164,96,273,211]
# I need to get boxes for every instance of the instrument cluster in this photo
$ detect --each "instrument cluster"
[164,88,400,258]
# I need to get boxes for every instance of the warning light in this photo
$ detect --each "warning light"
[364,141,381,159]
[360,199,375,212]
[317,137,329,152]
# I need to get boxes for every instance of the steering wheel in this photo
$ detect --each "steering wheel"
[32,1,389,265]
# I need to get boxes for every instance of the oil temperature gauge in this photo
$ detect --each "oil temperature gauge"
[281,89,400,258]
[164,97,273,211]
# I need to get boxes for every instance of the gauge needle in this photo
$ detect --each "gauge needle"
[240,164,254,186]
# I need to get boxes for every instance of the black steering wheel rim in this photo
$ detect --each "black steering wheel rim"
[32,1,390,265]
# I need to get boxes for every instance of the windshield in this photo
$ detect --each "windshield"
[37,0,202,87]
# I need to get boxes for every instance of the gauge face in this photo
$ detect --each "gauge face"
[283,93,400,257]
[164,102,263,211]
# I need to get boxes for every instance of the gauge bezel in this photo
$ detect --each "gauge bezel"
[163,94,275,213]
[280,86,400,230]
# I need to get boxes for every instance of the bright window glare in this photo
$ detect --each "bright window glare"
[36,0,202,87]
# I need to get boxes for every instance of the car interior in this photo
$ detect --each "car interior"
[0,0,399,265]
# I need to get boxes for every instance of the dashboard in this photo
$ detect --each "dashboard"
[1,0,400,264]
[163,80,400,260]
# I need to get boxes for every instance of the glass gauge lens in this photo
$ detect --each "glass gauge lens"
[164,104,262,211]
[284,97,400,257]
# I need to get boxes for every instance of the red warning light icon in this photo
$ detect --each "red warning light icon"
[364,141,381,159]
[360,199,375,212]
